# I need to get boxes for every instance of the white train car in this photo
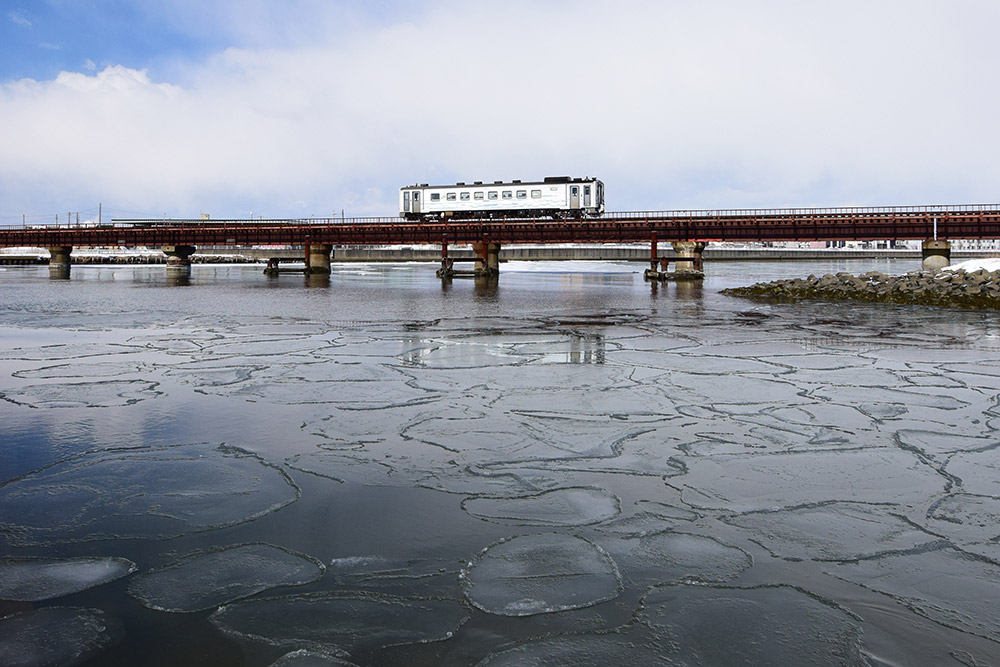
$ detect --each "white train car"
[399,177,604,220]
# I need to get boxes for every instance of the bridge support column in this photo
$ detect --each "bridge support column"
[472,241,489,276]
[162,245,196,274]
[486,243,501,274]
[672,241,706,278]
[437,238,456,278]
[922,239,950,271]
[644,239,706,282]
[307,244,332,274]
[48,246,72,278]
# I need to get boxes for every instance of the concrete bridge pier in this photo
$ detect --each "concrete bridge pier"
[307,244,333,274]
[470,241,500,276]
[48,246,72,278]
[163,245,197,274]
[644,236,706,281]
[487,243,501,274]
[922,239,951,271]
[672,241,706,278]
[472,241,488,275]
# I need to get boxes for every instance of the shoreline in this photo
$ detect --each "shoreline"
[722,260,1000,309]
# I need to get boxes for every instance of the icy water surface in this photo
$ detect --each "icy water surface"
[1,258,1000,666]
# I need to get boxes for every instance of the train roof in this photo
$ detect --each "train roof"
[402,176,600,190]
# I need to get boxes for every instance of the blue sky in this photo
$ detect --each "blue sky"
[2,1,999,223]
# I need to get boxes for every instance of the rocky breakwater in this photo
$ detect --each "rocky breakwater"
[722,265,1000,309]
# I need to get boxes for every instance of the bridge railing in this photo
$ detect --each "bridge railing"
[603,204,1000,219]
[3,203,999,231]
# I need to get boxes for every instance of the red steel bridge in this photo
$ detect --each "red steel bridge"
[3,204,1000,278]
[3,204,1000,247]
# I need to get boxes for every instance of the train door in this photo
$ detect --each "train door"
[569,185,580,210]
[412,191,421,214]
[403,191,411,214]
[583,185,592,208]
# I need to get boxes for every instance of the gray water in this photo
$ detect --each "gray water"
[1,258,999,666]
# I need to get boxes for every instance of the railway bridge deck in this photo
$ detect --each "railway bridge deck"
[2,204,998,278]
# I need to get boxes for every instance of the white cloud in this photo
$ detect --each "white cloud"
[2,0,999,219]
[8,9,31,27]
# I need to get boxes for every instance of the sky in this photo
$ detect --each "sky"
[1,0,998,223]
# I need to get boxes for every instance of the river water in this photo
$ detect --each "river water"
[1,258,999,666]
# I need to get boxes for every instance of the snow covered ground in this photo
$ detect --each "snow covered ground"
[943,258,1000,273]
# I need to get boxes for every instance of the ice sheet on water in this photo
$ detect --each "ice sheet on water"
[611,350,782,374]
[270,649,358,666]
[642,584,868,666]
[597,531,752,586]
[692,340,822,358]
[216,321,332,337]
[658,373,811,410]
[404,408,678,469]
[676,407,859,454]
[419,464,562,497]
[0,342,143,361]
[398,334,553,368]
[462,487,621,526]
[0,557,136,601]
[0,379,160,408]
[670,449,946,512]
[806,384,972,413]
[210,592,469,653]
[0,607,119,667]
[218,377,441,408]
[326,555,458,597]
[197,336,333,359]
[945,447,1000,496]
[902,371,968,388]
[12,361,147,379]
[753,353,874,371]
[158,356,269,381]
[287,449,427,488]
[863,346,1000,365]
[924,493,1000,555]
[475,438,688,481]
[304,404,446,448]
[128,544,325,612]
[767,403,885,436]
[476,630,672,666]
[0,443,299,545]
[781,366,908,388]
[461,533,622,616]
[271,358,404,384]
[897,430,999,460]
[829,546,1000,642]
[723,502,940,561]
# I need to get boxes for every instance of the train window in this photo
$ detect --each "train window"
[431,193,441,201]
[447,193,457,201]
[502,191,513,199]
[488,192,498,200]
[516,190,527,199]
[474,192,485,200]
[460,192,470,200]
[531,190,542,198]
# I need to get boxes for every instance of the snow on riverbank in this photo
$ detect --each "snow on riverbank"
[943,258,1000,273]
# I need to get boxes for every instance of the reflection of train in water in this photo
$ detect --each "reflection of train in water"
[400,176,604,220]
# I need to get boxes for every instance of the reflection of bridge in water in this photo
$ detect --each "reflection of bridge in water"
[3,204,998,279]
[399,331,606,367]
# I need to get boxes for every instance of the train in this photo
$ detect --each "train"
[399,177,604,220]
